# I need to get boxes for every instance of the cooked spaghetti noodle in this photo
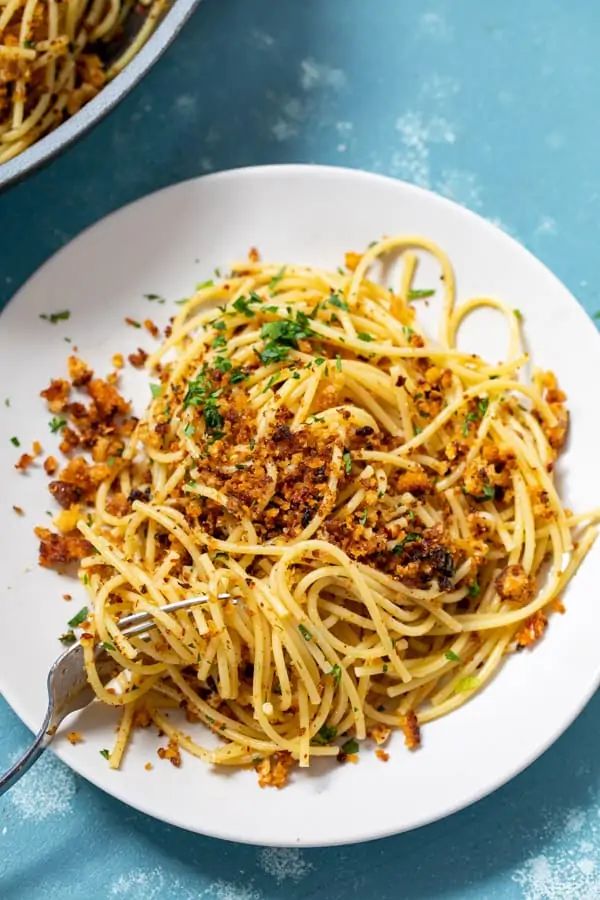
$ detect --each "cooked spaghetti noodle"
[36,236,599,783]
[0,0,166,163]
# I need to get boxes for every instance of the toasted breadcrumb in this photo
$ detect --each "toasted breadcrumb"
[516,611,547,648]
[256,751,295,788]
[67,731,83,745]
[401,711,421,750]
[375,749,390,762]
[157,738,182,767]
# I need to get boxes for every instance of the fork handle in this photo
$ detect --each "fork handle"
[0,706,54,797]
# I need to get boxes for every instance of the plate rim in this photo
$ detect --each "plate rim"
[2,163,600,847]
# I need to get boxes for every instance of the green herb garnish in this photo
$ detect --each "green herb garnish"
[150,383,162,399]
[445,650,460,662]
[58,630,76,645]
[268,266,286,293]
[392,533,421,553]
[341,738,359,755]
[312,723,338,746]
[10,436,20,447]
[99,749,110,760]
[298,624,312,641]
[342,450,352,475]
[357,332,374,342]
[329,293,349,311]
[40,310,70,324]
[408,288,435,300]
[232,293,262,317]
[330,663,342,686]
[68,606,88,628]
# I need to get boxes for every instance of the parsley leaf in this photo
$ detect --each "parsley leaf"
[468,581,481,598]
[392,533,421,553]
[10,436,20,447]
[341,737,359,755]
[150,383,162,399]
[445,649,460,662]
[357,332,374,342]
[335,354,342,372]
[268,266,286,293]
[68,606,88,628]
[342,450,352,475]
[311,723,338,746]
[49,416,66,433]
[330,663,342,685]
[329,293,349,311]
[298,624,312,641]
[58,630,76,645]
[40,310,70,324]
[99,749,110,760]
[408,288,435,299]
[232,293,262,317]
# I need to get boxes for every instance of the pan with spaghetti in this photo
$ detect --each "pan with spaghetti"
[32,235,600,787]
[0,0,200,186]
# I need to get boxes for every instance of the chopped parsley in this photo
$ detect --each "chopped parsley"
[144,293,165,303]
[213,356,232,373]
[358,509,368,525]
[298,624,312,641]
[150,383,162,399]
[402,325,415,339]
[258,312,314,364]
[335,354,342,372]
[99,749,110,760]
[311,723,338,746]
[356,331,374,342]
[101,641,116,651]
[462,397,489,436]
[445,649,460,662]
[330,663,342,686]
[468,581,481,598]
[67,606,88,628]
[408,288,435,300]
[340,737,359,755]
[212,334,227,349]
[513,309,523,321]
[196,280,214,291]
[10,436,20,447]
[49,416,66,433]
[58,630,76,645]
[40,310,70,324]
[4,398,10,407]
[229,368,248,384]
[392,532,421,553]
[329,293,349,311]
[342,450,352,475]
[268,266,286,293]
[232,292,262,317]
[314,357,325,366]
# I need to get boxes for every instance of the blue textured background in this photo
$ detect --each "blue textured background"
[1,1,599,897]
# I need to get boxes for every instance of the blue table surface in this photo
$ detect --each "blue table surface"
[2,1,600,897]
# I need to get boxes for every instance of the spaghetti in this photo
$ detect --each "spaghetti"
[37,236,599,785]
[0,0,166,163]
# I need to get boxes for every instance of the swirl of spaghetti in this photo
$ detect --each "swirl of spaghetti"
[37,235,598,783]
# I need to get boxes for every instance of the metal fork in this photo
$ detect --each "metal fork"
[0,592,230,796]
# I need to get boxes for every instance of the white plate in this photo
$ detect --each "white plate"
[1,165,599,847]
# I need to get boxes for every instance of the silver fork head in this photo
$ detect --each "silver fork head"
[47,592,231,724]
